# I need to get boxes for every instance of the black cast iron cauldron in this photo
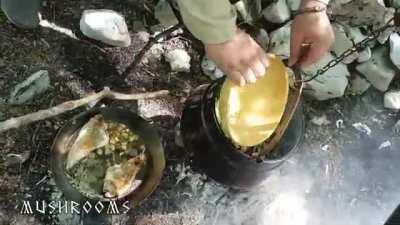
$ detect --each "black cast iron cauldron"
[181,78,305,190]
[51,107,165,207]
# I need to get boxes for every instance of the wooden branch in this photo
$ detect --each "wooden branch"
[0,87,169,133]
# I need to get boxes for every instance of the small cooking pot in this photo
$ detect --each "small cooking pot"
[181,76,305,189]
[51,107,165,207]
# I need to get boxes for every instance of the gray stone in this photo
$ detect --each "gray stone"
[331,0,394,28]
[352,122,372,135]
[344,26,372,63]
[378,140,391,150]
[201,56,224,80]
[349,74,371,95]
[235,1,248,21]
[256,28,269,51]
[148,43,164,60]
[384,90,400,109]
[137,98,178,118]
[389,33,400,69]
[377,26,395,44]
[155,0,178,27]
[331,24,359,64]
[164,49,191,72]
[311,115,331,126]
[357,47,371,63]
[5,151,30,166]
[303,53,349,101]
[355,46,397,92]
[262,0,291,24]
[80,9,131,47]
[9,70,50,105]
[234,0,261,23]
[269,23,291,59]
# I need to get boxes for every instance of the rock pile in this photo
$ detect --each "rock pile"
[261,0,400,101]
[78,1,400,105]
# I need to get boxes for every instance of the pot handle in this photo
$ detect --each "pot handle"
[259,45,309,157]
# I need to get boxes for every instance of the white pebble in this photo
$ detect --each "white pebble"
[352,122,371,135]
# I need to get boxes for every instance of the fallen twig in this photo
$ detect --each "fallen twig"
[0,87,169,133]
[121,23,183,77]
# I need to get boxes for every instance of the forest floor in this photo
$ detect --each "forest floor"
[1,1,400,225]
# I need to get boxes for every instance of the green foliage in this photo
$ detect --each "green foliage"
[0,0,41,28]
[0,8,6,23]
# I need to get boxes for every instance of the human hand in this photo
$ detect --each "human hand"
[288,1,334,67]
[205,29,269,86]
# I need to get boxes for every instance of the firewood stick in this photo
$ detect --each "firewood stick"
[0,87,169,133]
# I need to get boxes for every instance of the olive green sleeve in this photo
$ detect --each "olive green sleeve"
[176,0,237,44]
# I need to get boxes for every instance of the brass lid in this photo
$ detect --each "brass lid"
[216,54,289,147]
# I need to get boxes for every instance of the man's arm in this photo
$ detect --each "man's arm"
[176,0,268,86]
[176,0,237,44]
[289,0,334,67]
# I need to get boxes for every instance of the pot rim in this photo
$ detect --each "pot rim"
[50,107,165,205]
[202,78,304,164]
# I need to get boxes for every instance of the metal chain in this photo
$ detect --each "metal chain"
[298,17,396,83]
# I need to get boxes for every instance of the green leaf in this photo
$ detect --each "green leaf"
[1,0,41,28]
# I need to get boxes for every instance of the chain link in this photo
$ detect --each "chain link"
[298,17,396,83]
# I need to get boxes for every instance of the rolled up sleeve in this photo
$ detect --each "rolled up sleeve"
[176,0,237,44]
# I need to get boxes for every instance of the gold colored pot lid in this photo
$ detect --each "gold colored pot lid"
[215,54,289,147]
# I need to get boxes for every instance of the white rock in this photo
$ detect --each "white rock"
[235,1,248,21]
[9,70,50,105]
[303,53,349,101]
[378,140,391,150]
[331,24,359,64]
[384,91,400,109]
[352,122,371,135]
[336,119,344,129]
[80,9,131,47]
[311,115,331,126]
[164,49,191,72]
[256,28,269,51]
[357,47,371,63]
[262,0,291,24]
[347,26,366,43]
[344,26,372,63]
[355,46,397,92]
[349,74,371,95]
[389,33,400,69]
[269,23,291,59]
[148,43,164,60]
[201,56,224,80]
[377,27,395,44]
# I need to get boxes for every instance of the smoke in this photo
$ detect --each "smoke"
[175,135,400,225]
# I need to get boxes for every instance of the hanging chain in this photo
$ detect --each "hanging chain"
[298,16,397,83]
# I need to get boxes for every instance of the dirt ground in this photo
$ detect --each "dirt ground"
[1,1,400,225]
